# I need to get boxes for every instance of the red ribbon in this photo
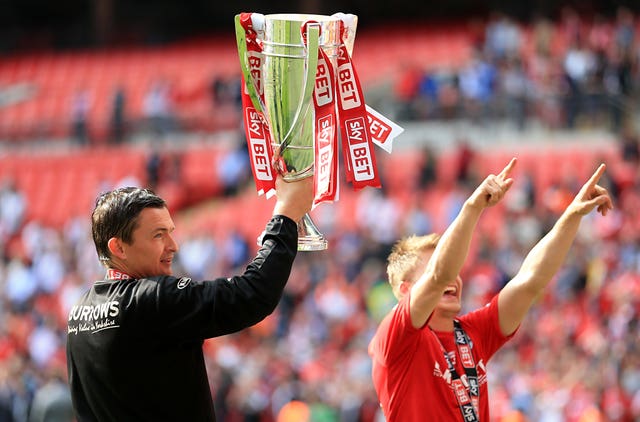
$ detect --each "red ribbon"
[334,21,381,189]
[312,34,339,205]
[239,14,276,197]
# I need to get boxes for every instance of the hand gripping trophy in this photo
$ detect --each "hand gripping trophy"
[235,12,403,251]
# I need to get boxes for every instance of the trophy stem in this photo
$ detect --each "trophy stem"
[297,213,328,251]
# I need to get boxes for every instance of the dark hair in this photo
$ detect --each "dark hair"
[91,187,166,266]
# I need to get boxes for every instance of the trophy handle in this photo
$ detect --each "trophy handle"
[234,14,265,114]
[277,22,320,154]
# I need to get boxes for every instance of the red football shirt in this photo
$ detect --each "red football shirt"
[368,294,515,421]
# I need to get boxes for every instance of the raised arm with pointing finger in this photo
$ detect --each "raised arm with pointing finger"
[408,157,517,330]
[497,163,613,336]
[369,160,613,422]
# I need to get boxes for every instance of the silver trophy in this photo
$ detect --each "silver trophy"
[236,13,358,251]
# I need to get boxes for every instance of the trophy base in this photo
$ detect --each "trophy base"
[297,235,328,251]
[297,213,328,251]
[256,213,328,251]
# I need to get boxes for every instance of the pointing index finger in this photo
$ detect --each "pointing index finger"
[497,157,517,180]
[586,163,607,189]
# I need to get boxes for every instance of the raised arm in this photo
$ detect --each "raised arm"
[409,158,517,328]
[201,175,314,336]
[497,164,613,336]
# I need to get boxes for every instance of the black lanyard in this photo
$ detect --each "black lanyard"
[433,320,480,421]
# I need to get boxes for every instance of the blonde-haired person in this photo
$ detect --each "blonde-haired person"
[369,159,613,421]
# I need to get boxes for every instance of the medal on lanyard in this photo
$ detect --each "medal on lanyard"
[433,320,480,421]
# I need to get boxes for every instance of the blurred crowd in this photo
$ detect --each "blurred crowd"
[0,133,639,421]
[393,6,640,133]
[66,74,242,147]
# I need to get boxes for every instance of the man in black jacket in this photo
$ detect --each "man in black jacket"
[66,176,314,421]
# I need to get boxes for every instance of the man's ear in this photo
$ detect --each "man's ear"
[107,238,126,260]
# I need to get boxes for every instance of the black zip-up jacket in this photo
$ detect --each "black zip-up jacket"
[66,215,297,422]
